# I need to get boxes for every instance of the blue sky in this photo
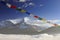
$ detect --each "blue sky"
[0,0,60,21]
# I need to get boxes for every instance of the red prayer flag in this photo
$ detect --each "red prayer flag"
[34,16,39,18]
[11,5,16,9]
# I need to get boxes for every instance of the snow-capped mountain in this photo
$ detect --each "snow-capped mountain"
[0,17,54,32]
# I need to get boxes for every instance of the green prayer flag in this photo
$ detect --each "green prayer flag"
[38,17,43,20]
[16,8,22,11]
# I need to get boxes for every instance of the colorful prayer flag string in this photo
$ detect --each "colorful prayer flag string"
[0,1,60,27]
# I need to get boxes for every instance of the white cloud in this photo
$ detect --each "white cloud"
[29,2,35,6]
[22,2,35,8]
[48,20,60,24]
[17,0,32,2]
[19,0,27,2]
[22,3,28,8]
[0,33,60,40]
[13,0,27,2]
[13,0,32,2]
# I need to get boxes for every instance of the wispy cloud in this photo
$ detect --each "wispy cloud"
[29,2,35,6]
[19,0,27,2]
[22,2,35,8]
[16,0,32,2]
[48,20,60,24]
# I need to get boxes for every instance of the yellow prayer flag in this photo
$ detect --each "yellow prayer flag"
[42,18,47,23]
[20,9,26,13]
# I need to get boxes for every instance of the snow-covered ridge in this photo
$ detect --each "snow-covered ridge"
[0,17,54,27]
[0,17,55,32]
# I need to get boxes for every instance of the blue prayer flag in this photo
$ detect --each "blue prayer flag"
[26,12,30,15]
